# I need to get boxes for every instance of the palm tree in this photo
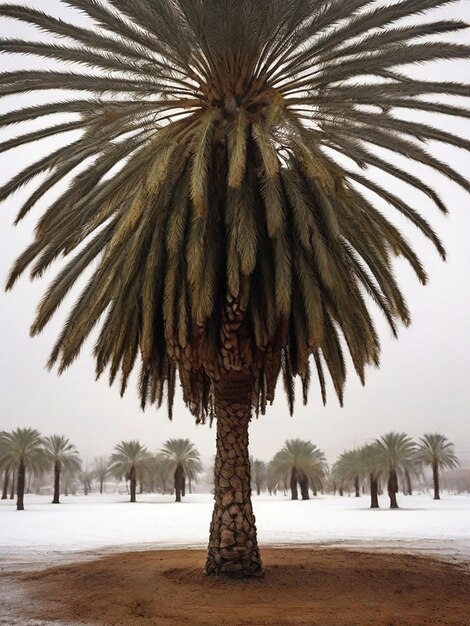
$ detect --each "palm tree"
[160,439,202,502]
[271,440,327,500]
[1,1,469,576]
[0,428,46,510]
[250,458,267,496]
[334,449,363,498]
[43,435,81,504]
[375,433,416,509]
[416,434,459,500]
[93,456,112,494]
[78,469,94,496]
[358,444,384,509]
[109,441,150,502]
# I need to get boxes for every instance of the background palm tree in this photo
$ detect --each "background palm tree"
[334,449,364,498]
[375,433,416,509]
[78,469,94,496]
[93,456,112,495]
[416,434,459,500]
[160,439,202,502]
[43,435,81,504]
[109,441,150,503]
[1,0,469,575]
[0,428,46,510]
[250,458,267,496]
[271,439,327,500]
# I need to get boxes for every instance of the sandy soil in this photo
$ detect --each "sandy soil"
[2,548,470,626]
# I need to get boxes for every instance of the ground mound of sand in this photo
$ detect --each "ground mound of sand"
[5,548,470,625]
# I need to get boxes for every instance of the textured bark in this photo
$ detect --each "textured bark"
[290,467,299,500]
[1,471,9,500]
[17,461,25,511]
[354,475,360,498]
[182,472,186,497]
[52,460,61,504]
[370,475,379,508]
[206,372,262,577]
[432,461,440,500]
[130,465,136,503]
[388,469,399,509]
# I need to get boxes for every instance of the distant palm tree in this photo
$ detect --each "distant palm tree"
[376,433,416,509]
[271,440,327,500]
[160,439,203,502]
[78,469,94,496]
[110,441,150,502]
[93,456,112,495]
[2,0,470,577]
[334,448,363,498]
[358,444,384,509]
[0,428,46,510]
[416,434,459,500]
[250,458,267,496]
[43,435,81,504]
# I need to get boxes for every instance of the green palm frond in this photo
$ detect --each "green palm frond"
[43,435,81,473]
[1,1,469,420]
[416,433,460,470]
[0,428,46,474]
[109,440,151,479]
[270,439,327,490]
[160,438,203,478]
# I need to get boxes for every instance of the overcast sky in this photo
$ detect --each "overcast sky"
[0,0,469,468]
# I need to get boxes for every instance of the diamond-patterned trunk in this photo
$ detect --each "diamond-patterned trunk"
[205,371,263,577]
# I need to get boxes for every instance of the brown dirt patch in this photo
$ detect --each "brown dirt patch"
[7,548,470,625]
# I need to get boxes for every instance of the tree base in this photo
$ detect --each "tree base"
[205,548,263,577]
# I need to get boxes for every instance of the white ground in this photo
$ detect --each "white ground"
[1,492,469,568]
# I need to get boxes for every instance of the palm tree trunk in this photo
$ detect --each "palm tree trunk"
[388,469,399,509]
[206,371,262,577]
[188,476,192,494]
[52,460,61,504]
[432,461,440,500]
[130,465,136,503]
[175,465,183,502]
[290,467,299,500]
[1,470,9,500]
[354,475,360,497]
[16,460,25,511]
[405,469,413,496]
[99,478,104,494]
[300,474,310,500]
[370,474,379,508]
[181,472,186,497]
[339,485,344,496]
[10,470,15,499]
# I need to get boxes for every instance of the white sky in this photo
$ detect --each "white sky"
[0,0,469,468]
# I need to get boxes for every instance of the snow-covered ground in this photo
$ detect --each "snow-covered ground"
[1,492,469,568]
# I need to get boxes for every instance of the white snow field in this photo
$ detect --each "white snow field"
[1,492,469,567]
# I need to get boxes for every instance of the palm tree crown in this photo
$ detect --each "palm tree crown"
[271,439,327,494]
[417,433,459,471]
[160,438,203,478]
[43,435,81,472]
[0,428,45,473]
[109,440,150,478]
[2,1,470,420]
[375,432,416,472]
